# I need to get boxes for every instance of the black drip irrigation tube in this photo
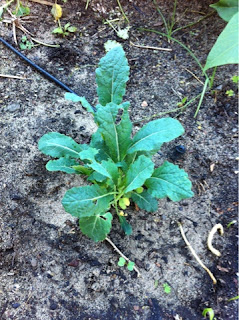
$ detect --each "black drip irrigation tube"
[0,37,79,95]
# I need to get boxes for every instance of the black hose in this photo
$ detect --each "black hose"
[0,37,79,95]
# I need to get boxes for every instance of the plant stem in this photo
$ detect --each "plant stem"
[194,78,209,118]
[178,222,217,285]
[116,0,129,24]
[153,0,169,35]
[171,12,214,35]
[209,66,217,89]
[105,237,141,277]
[168,0,177,37]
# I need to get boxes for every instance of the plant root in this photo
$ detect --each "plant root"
[178,222,217,284]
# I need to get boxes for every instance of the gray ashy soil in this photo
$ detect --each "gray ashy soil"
[0,1,238,319]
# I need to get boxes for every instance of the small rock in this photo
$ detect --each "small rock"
[141,100,148,107]
[68,259,79,267]
[133,305,140,311]
[49,302,58,310]
[12,303,20,309]
[31,257,37,268]
[10,194,22,200]
[6,103,21,112]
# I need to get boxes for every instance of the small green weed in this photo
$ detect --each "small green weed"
[52,22,77,37]
[177,97,187,107]
[19,35,34,50]
[163,283,171,294]
[226,89,235,97]
[232,75,239,84]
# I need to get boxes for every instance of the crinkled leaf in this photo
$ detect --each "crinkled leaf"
[46,158,79,174]
[64,93,95,113]
[51,3,62,20]
[145,161,194,201]
[38,132,84,158]
[95,103,132,162]
[210,0,238,22]
[204,12,239,70]
[62,185,113,218]
[118,216,132,235]
[79,212,113,242]
[104,40,122,52]
[127,118,184,154]
[96,46,129,106]
[131,190,158,212]
[125,155,154,193]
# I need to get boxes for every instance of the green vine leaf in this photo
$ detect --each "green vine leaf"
[125,155,154,193]
[62,185,114,218]
[210,0,238,22]
[79,212,113,242]
[127,118,184,154]
[96,46,129,106]
[131,190,158,212]
[204,12,239,70]
[38,132,84,158]
[145,161,194,201]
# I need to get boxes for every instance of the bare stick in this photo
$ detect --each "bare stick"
[130,41,172,52]
[207,224,224,257]
[178,222,217,284]
[28,0,54,6]
[0,74,30,80]
[105,237,141,277]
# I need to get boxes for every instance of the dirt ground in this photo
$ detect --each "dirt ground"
[0,1,238,319]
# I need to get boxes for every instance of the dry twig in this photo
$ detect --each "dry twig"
[130,41,172,52]
[0,74,30,80]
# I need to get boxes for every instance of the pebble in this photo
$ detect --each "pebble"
[141,100,148,107]
[12,303,20,309]
[31,257,37,268]
[49,302,58,310]
[6,103,21,112]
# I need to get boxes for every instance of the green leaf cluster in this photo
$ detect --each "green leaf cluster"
[38,45,194,242]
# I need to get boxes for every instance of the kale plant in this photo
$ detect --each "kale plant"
[38,45,194,242]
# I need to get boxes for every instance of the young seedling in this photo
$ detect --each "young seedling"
[226,89,235,97]
[177,96,187,107]
[202,307,216,320]
[38,46,194,246]
[52,22,77,37]
[19,35,34,50]
[163,283,171,294]
[51,3,77,37]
